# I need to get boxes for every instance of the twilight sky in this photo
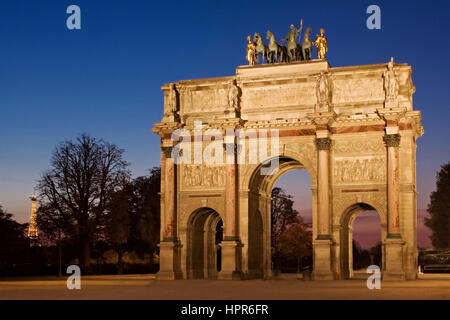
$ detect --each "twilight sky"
[0,1,449,249]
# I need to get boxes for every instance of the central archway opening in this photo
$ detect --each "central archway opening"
[271,170,312,277]
[187,208,223,279]
[248,156,313,279]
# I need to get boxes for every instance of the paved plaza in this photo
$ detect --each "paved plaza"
[0,274,449,300]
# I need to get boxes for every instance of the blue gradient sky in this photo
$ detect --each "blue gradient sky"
[1,0,450,224]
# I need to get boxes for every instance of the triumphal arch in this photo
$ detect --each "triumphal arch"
[153,57,423,280]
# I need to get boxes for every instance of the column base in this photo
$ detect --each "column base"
[383,237,406,281]
[218,240,242,280]
[313,238,334,280]
[156,240,183,280]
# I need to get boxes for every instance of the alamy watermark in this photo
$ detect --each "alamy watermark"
[366,5,381,30]
[66,265,81,290]
[66,5,81,30]
[170,120,280,175]
[366,265,381,289]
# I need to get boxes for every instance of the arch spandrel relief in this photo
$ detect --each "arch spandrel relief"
[181,164,226,189]
[333,156,386,185]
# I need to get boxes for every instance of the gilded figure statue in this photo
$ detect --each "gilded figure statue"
[246,35,256,65]
[313,28,328,60]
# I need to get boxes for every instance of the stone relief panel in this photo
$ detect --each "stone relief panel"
[241,82,316,110]
[333,137,385,156]
[182,164,225,188]
[181,87,228,114]
[295,142,317,177]
[333,156,386,184]
[332,77,384,105]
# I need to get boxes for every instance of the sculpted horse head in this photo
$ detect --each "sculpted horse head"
[253,32,263,44]
[253,32,268,63]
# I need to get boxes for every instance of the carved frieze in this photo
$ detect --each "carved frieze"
[333,138,385,155]
[332,77,384,104]
[182,165,225,188]
[241,82,316,109]
[188,87,228,113]
[333,156,386,183]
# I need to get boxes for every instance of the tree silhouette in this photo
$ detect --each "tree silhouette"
[278,222,312,272]
[36,203,73,276]
[36,134,130,270]
[0,206,29,275]
[104,167,161,273]
[271,187,311,271]
[425,162,450,249]
[106,187,131,274]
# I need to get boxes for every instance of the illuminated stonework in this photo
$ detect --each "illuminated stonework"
[153,59,423,280]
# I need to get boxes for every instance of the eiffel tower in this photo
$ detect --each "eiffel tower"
[27,195,39,247]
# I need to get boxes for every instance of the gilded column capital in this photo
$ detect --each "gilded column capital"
[384,134,401,148]
[315,137,332,151]
[161,146,173,158]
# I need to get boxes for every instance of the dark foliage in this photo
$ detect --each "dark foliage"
[425,162,450,249]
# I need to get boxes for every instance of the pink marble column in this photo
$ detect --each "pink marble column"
[384,134,401,237]
[162,146,176,239]
[316,137,331,238]
[224,143,237,238]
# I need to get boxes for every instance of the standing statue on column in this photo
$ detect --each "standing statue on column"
[228,79,240,112]
[167,83,178,114]
[316,72,331,110]
[313,28,328,60]
[383,57,399,101]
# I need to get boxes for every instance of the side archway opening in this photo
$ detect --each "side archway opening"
[186,207,223,279]
[340,203,383,279]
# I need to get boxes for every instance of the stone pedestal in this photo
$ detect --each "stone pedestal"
[383,238,406,280]
[384,99,399,109]
[156,241,183,280]
[313,239,333,280]
[218,240,242,280]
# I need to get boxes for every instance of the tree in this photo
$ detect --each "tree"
[271,187,301,269]
[106,188,131,274]
[352,240,369,270]
[425,162,450,249]
[36,203,73,276]
[36,134,130,270]
[278,222,312,272]
[131,168,161,261]
[104,167,161,273]
[0,206,29,274]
